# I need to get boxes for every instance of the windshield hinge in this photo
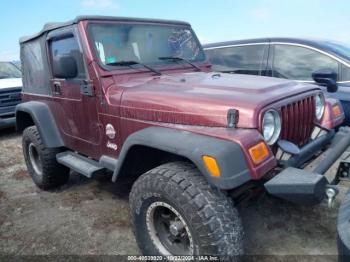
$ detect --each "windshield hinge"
[80,80,95,97]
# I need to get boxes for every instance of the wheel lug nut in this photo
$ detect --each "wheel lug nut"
[169,221,184,236]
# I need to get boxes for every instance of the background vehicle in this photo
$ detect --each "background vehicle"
[0,61,22,129]
[16,16,348,258]
[204,38,350,124]
[338,189,350,262]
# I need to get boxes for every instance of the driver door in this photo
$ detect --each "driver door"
[48,27,101,157]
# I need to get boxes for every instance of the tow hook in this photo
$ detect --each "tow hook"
[326,186,339,208]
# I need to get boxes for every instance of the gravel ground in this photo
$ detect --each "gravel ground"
[0,127,348,261]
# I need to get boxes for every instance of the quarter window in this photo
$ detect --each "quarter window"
[50,35,86,78]
[272,44,339,81]
[205,45,267,75]
[341,64,350,81]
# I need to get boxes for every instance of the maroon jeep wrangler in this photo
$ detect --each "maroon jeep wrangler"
[16,16,349,258]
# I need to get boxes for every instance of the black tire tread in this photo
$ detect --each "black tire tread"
[22,126,69,190]
[129,161,244,256]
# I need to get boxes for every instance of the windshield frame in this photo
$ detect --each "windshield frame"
[0,62,22,79]
[86,21,207,73]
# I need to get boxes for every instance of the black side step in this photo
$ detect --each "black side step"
[56,151,106,178]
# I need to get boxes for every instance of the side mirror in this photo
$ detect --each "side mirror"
[53,55,78,79]
[312,69,338,93]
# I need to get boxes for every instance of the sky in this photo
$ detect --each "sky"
[1,0,350,61]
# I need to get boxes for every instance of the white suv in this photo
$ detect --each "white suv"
[0,62,22,129]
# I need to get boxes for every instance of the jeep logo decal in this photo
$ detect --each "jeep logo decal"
[106,124,116,139]
[107,141,118,151]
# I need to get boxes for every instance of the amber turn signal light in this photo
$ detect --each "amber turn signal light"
[202,155,221,177]
[249,141,270,165]
[332,104,342,118]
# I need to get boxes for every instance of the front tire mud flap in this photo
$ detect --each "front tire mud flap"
[264,167,328,205]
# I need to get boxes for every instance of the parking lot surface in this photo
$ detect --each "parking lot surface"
[0,128,348,261]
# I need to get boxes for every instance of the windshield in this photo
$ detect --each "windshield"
[322,41,350,59]
[89,23,206,68]
[0,62,21,79]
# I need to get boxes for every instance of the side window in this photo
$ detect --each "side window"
[206,45,267,75]
[50,35,86,79]
[341,64,350,81]
[272,44,340,81]
[21,36,53,95]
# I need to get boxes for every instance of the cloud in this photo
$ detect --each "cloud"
[0,51,19,61]
[81,0,118,9]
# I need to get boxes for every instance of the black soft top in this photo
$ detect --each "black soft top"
[19,15,190,43]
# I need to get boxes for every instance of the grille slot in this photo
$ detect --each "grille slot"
[0,88,22,107]
[280,96,315,147]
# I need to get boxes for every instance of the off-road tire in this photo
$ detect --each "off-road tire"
[129,161,244,259]
[22,126,69,190]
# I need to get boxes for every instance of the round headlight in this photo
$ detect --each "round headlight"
[315,94,325,121]
[262,109,281,145]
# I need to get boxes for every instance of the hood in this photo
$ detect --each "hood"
[0,78,22,90]
[108,72,320,128]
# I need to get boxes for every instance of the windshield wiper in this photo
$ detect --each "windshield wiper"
[106,60,161,76]
[158,56,202,71]
[219,70,236,74]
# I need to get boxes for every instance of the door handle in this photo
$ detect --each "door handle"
[53,81,61,95]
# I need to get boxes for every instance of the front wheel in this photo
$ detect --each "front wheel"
[129,162,244,258]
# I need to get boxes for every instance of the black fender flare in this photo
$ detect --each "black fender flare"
[112,127,251,190]
[15,101,64,148]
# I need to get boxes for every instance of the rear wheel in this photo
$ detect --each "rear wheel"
[22,126,69,190]
[129,162,244,258]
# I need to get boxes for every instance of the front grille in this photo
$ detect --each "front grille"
[280,96,315,147]
[0,88,22,107]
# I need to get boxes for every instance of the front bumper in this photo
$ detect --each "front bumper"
[0,105,17,129]
[262,126,350,259]
[277,126,335,169]
[265,126,350,205]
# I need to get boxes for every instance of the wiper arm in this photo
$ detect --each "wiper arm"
[158,56,202,71]
[106,60,161,76]
[219,70,236,74]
